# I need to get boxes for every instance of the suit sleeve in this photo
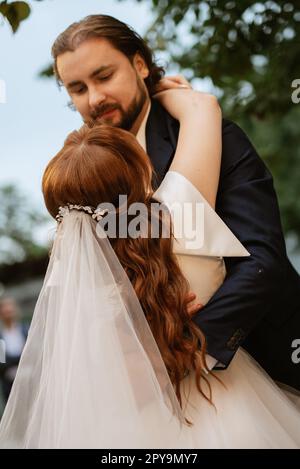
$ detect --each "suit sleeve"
[192,119,288,367]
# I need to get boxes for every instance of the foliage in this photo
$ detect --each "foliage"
[0,0,44,32]
[0,184,49,265]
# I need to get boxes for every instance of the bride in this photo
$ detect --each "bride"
[0,84,299,449]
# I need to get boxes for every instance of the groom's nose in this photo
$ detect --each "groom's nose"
[88,85,106,112]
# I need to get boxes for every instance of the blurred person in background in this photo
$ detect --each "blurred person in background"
[0,297,28,402]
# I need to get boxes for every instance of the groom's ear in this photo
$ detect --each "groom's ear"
[133,53,149,79]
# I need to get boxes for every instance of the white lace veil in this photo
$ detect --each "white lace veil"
[0,210,192,449]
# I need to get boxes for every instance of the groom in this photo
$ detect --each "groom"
[52,15,300,390]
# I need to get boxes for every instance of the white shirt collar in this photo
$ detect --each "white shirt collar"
[135,102,151,151]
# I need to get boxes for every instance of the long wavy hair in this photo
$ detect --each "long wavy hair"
[42,124,216,420]
[51,14,165,96]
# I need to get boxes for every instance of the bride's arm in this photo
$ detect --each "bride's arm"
[153,87,222,209]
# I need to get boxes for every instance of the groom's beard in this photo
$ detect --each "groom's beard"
[88,78,148,131]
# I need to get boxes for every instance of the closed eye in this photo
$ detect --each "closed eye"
[97,73,113,81]
[72,86,86,95]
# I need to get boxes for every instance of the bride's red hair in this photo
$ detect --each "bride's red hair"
[42,123,216,420]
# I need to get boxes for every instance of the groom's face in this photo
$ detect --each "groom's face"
[56,37,150,131]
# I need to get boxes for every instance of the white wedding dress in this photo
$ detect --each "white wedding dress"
[0,170,299,449]
[154,170,300,449]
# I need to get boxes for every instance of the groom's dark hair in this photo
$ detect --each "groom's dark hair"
[52,14,165,96]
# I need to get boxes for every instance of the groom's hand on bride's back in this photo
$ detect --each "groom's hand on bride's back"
[186,291,203,317]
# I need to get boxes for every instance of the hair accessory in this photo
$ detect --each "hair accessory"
[56,204,108,223]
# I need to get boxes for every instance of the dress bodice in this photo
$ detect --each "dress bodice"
[154,171,250,305]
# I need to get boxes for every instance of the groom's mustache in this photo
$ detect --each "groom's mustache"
[90,104,121,121]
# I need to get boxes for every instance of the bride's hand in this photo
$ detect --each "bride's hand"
[153,87,220,122]
[153,74,192,93]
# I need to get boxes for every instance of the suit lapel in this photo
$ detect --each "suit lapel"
[145,100,178,190]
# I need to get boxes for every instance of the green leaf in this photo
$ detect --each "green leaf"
[0,1,31,33]
[39,63,54,78]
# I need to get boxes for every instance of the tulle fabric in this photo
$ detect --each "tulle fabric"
[0,211,192,449]
[181,348,300,449]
